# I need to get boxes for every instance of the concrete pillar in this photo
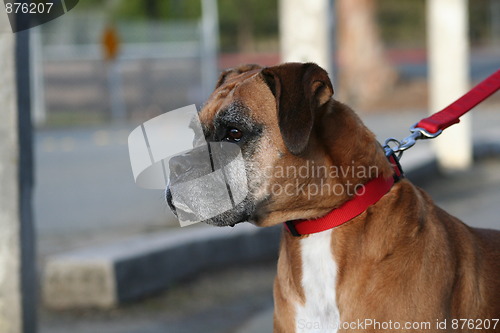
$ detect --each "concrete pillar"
[427,0,472,171]
[30,26,46,127]
[0,12,37,333]
[280,0,333,75]
[201,0,219,100]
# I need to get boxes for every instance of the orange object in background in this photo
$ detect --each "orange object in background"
[102,25,120,61]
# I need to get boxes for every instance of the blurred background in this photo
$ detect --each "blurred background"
[2,0,500,332]
[34,0,500,250]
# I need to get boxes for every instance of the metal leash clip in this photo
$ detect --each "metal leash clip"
[384,123,443,158]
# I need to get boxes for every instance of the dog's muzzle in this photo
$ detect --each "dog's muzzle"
[128,105,249,227]
[166,142,249,226]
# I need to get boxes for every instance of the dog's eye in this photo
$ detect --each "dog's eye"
[224,128,243,142]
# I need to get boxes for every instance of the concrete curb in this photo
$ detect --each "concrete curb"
[43,224,281,309]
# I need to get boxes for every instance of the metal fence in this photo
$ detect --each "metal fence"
[33,12,217,127]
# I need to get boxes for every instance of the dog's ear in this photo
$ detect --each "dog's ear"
[260,63,333,155]
[215,64,263,88]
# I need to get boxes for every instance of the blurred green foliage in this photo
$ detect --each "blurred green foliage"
[78,0,496,51]
[468,0,496,45]
[378,0,496,47]
[377,0,426,47]
[76,0,201,19]
[218,0,278,52]
[114,0,201,20]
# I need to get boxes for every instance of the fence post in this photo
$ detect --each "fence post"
[427,0,472,171]
[201,0,219,100]
[0,13,37,333]
[30,26,46,127]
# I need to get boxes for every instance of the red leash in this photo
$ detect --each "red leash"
[386,69,500,155]
[417,69,500,135]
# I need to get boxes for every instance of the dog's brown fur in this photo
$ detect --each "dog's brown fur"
[183,63,500,332]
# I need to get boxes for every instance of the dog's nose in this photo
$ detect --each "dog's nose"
[165,187,177,215]
[168,145,215,181]
[168,154,194,179]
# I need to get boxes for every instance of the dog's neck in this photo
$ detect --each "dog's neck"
[284,170,398,236]
[257,101,394,227]
[284,106,405,236]
[319,101,394,177]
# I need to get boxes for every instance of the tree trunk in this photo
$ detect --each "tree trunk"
[337,0,397,107]
[145,0,159,19]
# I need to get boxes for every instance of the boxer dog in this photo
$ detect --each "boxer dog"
[167,63,500,332]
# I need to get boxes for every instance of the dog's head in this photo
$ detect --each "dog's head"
[166,63,392,227]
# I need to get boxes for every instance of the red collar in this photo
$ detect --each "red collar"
[285,153,402,236]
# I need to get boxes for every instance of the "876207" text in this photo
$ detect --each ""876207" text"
[5,2,54,14]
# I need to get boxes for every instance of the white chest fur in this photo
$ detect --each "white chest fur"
[295,229,340,333]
